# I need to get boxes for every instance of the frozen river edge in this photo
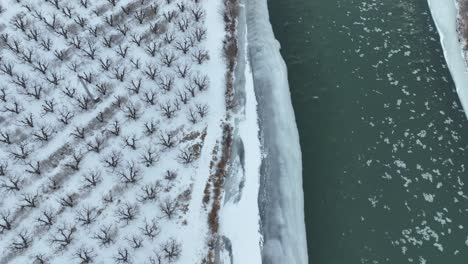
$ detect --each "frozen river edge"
[428,0,468,118]
[243,0,309,263]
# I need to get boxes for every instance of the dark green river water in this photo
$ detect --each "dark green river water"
[268,0,468,263]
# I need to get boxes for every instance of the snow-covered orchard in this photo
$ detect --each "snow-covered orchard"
[0,0,234,263]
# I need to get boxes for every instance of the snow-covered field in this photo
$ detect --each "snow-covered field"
[0,0,229,263]
[428,0,468,118]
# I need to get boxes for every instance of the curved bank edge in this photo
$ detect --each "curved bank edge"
[428,0,468,118]
[244,0,309,263]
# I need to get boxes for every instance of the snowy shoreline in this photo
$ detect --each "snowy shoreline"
[243,0,308,263]
[428,0,468,118]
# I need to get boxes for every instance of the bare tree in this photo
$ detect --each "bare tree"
[71,126,85,139]
[187,107,198,124]
[87,136,104,153]
[80,0,89,8]
[26,161,41,175]
[161,238,182,262]
[11,14,28,32]
[125,102,140,120]
[1,175,21,192]
[74,247,94,264]
[0,61,14,76]
[130,58,141,69]
[159,197,178,219]
[164,170,177,181]
[116,203,138,224]
[145,41,158,57]
[107,0,117,7]
[158,131,177,148]
[129,78,142,94]
[141,146,158,167]
[160,50,177,67]
[19,113,34,128]
[3,100,21,114]
[130,34,144,47]
[93,225,115,246]
[158,74,175,92]
[102,35,114,48]
[163,10,177,22]
[108,120,121,136]
[134,9,146,24]
[0,130,11,144]
[159,100,178,119]
[0,162,7,176]
[0,210,12,232]
[99,58,112,71]
[190,6,205,22]
[193,73,209,91]
[40,38,52,51]
[42,99,56,114]
[61,6,73,18]
[26,85,43,100]
[144,119,157,135]
[176,17,190,32]
[20,193,38,209]
[51,224,76,250]
[63,86,76,98]
[138,182,161,202]
[196,103,209,118]
[0,87,6,102]
[58,193,76,208]
[113,67,126,82]
[144,64,158,80]
[177,146,198,164]
[143,89,157,105]
[192,48,209,64]
[96,82,111,96]
[123,134,137,150]
[33,125,53,142]
[192,26,207,42]
[83,171,102,188]
[53,49,67,61]
[184,82,196,97]
[114,248,131,264]
[140,218,160,240]
[103,150,121,170]
[74,15,87,28]
[126,235,143,249]
[175,63,191,78]
[163,31,175,44]
[118,162,140,184]
[11,230,32,251]
[76,206,97,226]
[65,151,83,171]
[78,71,93,84]
[10,143,30,160]
[76,96,91,111]
[58,108,74,125]
[36,209,55,227]
[116,44,129,58]
[83,41,97,60]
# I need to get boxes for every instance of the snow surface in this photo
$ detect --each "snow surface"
[244,0,309,263]
[219,2,262,262]
[428,0,468,118]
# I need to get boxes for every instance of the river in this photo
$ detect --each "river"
[268,0,468,263]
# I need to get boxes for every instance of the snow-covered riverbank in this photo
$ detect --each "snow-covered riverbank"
[243,0,309,263]
[428,0,468,118]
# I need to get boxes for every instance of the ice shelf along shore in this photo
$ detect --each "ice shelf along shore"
[428,0,468,118]
[244,0,309,263]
